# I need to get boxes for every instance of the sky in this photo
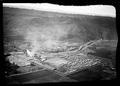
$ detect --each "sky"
[3,3,116,17]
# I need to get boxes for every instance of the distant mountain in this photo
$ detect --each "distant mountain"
[3,7,117,47]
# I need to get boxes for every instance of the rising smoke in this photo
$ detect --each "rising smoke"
[24,18,77,56]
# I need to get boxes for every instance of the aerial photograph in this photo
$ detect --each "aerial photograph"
[3,3,117,84]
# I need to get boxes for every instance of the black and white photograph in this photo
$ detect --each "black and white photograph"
[3,3,117,84]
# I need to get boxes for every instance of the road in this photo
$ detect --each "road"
[6,69,77,84]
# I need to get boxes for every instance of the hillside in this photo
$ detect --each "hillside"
[4,7,117,82]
